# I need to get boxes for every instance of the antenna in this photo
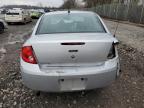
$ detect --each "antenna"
[68,7,70,14]
[68,9,70,14]
[113,20,119,37]
[113,0,120,37]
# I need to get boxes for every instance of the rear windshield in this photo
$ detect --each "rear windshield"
[6,13,20,15]
[36,13,106,34]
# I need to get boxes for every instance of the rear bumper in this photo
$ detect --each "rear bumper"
[20,57,120,92]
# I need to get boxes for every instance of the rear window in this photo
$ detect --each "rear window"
[6,13,20,15]
[36,13,106,34]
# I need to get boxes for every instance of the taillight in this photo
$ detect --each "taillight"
[21,46,37,64]
[107,44,116,59]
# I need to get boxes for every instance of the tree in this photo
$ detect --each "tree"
[83,0,113,7]
[113,0,140,5]
[61,0,76,9]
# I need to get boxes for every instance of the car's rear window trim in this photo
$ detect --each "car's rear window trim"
[36,31,107,35]
[95,16,107,33]
[35,15,44,35]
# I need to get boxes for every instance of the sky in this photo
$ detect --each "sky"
[0,0,64,7]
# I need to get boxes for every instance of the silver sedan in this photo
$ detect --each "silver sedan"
[20,11,120,92]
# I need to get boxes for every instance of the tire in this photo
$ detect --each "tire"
[7,22,11,25]
[0,23,4,34]
[33,91,41,96]
[23,18,26,25]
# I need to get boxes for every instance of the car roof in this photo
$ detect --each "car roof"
[44,10,98,16]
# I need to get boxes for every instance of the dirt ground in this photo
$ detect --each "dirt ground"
[105,19,144,53]
[0,19,144,108]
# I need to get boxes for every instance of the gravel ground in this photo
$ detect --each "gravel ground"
[105,19,144,53]
[0,19,144,108]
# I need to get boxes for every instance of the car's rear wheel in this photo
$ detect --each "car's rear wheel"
[0,23,4,34]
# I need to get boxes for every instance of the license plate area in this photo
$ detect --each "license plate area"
[59,78,87,91]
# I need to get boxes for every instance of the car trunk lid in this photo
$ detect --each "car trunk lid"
[30,33,116,67]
